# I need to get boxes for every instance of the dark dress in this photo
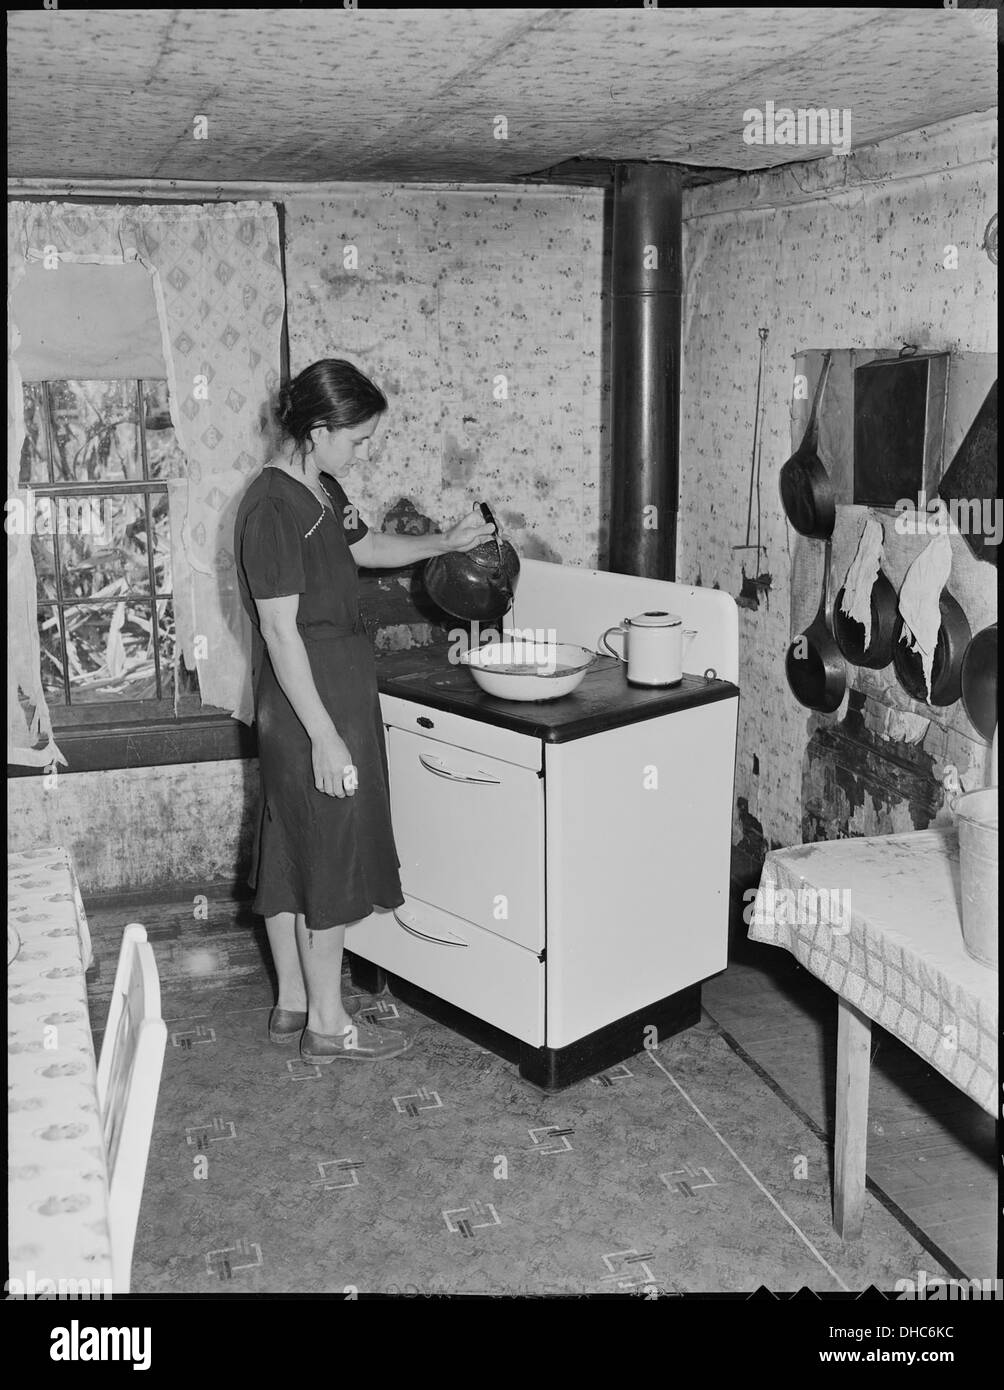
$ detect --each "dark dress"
[234,466,404,929]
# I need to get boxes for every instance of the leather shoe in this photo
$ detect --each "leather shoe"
[270,991,380,1043]
[301,1021,412,1063]
[268,1007,307,1044]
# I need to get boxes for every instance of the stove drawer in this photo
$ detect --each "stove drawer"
[388,727,544,951]
[380,694,541,771]
[345,899,544,1046]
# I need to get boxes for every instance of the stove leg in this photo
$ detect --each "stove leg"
[345,950,388,996]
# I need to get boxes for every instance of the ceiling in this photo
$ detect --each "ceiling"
[6,7,998,187]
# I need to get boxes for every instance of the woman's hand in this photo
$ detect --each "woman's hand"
[442,506,496,553]
[311,727,357,798]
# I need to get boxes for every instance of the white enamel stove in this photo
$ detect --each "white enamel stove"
[345,559,740,1089]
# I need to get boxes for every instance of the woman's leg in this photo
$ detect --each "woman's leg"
[265,912,307,1012]
[296,914,352,1036]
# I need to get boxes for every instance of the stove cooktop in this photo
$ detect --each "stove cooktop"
[375,642,739,743]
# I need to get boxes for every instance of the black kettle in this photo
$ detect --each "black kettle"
[423,503,520,622]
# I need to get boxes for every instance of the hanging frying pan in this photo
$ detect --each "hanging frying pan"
[891,588,972,707]
[779,351,835,539]
[833,569,899,670]
[961,624,997,742]
[786,539,847,713]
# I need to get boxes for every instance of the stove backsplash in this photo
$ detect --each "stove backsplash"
[354,497,449,653]
[358,566,449,654]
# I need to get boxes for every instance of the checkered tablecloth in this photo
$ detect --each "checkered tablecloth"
[7,846,114,1294]
[748,828,996,1115]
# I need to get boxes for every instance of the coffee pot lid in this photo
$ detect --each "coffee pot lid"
[626,610,681,627]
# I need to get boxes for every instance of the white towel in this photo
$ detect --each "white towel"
[898,534,953,702]
[839,515,884,649]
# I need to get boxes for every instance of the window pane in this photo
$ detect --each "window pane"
[39,600,198,715]
[46,380,142,483]
[142,381,187,479]
[57,494,151,599]
[156,600,176,702]
[31,514,58,599]
[38,606,68,706]
[56,599,160,703]
[150,491,172,593]
[21,383,52,483]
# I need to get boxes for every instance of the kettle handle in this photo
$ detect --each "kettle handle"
[479,501,499,532]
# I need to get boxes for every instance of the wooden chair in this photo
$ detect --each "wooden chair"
[95,923,167,1293]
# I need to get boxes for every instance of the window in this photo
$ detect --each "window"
[21,378,201,726]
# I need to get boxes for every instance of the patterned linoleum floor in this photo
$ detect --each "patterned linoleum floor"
[93,970,949,1296]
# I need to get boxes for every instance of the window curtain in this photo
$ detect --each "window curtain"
[7,200,284,764]
[13,259,167,382]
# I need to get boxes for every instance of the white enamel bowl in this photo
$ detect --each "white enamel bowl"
[459,639,598,701]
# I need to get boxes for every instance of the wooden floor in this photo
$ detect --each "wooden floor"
[84,886,997,1282]
[703,918,997,1281]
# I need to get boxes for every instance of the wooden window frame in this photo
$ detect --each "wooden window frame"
[15,377,247,773]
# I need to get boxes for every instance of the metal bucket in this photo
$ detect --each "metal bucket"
[955,789,998,969]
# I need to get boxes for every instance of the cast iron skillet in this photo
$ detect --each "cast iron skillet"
[786,539,847,713]
[833,569,899,671]
[960,623,997,741]
[779,352,836,539]
[891,588,972,707]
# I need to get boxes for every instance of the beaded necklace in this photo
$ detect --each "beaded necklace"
[303,478,334,540]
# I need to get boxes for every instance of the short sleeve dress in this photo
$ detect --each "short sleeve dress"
[234,466,404,929]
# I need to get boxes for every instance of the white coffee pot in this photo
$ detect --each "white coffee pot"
[600,611,697,687]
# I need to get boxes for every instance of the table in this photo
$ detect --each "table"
[748,828,997,1239]
[7,846,114,1295]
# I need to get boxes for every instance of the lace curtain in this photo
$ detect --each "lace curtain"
[7,200,285,764]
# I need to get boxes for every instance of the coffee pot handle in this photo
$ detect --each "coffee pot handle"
[600,625,627,660]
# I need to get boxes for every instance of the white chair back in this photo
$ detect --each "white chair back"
[96,923,167,1294]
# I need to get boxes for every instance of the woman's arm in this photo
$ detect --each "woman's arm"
[350,532,447,567]
[349,510,494,568]
[256,594,355,799]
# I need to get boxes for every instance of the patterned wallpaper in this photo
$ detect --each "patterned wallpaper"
[678,111,998,849]
[284,187,608,566]
[282,111,996,853]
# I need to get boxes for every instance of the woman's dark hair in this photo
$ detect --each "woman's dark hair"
[273,359,387,465]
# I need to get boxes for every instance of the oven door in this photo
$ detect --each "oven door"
[387,727,545,952]
[346,899,544,1046]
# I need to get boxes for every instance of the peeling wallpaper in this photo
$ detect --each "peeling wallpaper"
[678,112,998,849]
[284,187,609,566]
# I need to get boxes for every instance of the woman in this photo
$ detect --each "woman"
[234,360,492,1063]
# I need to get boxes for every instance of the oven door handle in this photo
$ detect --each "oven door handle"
[417,752,501,785]
[393,905,469,947]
